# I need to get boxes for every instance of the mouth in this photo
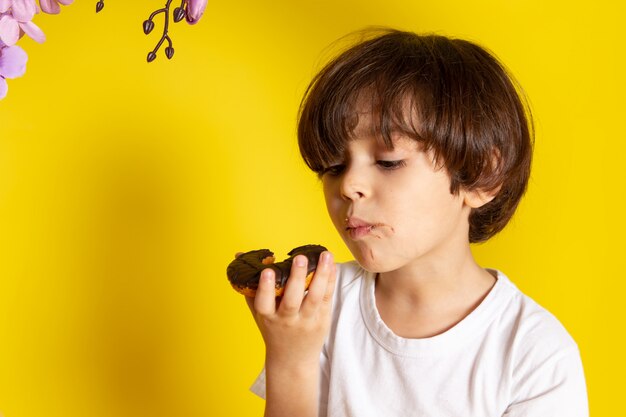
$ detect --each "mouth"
[345,217,379,240]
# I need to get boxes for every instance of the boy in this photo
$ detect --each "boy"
[245,29,588,417]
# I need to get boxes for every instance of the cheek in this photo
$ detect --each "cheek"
[323,185,342,224]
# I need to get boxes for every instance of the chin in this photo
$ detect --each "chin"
[347,244,390,273]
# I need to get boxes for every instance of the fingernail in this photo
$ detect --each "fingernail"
[321,251,332,265]
[262,269,274,283]
[295,255,307,267]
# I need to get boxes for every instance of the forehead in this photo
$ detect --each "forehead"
[351,121,419,153]
[348,96,422,151]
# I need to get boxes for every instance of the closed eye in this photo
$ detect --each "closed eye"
[377,160,406,170]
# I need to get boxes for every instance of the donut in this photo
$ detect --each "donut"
[227,244,327,297]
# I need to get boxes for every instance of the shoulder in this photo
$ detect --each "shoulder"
[493,271,588,414]
[495,271,578,355]
[494,271,587,412]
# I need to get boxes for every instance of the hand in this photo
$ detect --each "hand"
[245,251,337,369]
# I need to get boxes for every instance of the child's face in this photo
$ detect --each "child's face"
[321,111,474,274]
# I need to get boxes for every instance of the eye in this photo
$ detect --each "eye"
[321,164,346,176]
[376,160,406,170]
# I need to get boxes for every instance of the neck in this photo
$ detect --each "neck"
[374,245,496,338]
[379,243,488,294]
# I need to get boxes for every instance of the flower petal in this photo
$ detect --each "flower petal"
[58,0,74,5]
[0,76,8,100]
[186,0,208,25]
[0,0,12,14]
[19,20,44,43]
[0,45,28,78]
[10,0,38,22]
[39,0,61,14]
[0,15,20,46]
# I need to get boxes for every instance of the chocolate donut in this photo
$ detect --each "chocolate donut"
[227,244,327,297]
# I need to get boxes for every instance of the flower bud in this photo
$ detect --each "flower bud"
[143,19,155,34]
[147,51,157,62]
[185,0,208,25]
[96,1,104,13]
[173,7,186,23]
[165,47,174,59]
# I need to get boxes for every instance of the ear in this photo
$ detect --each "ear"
[463,186,500,209]
[463,148,502,208]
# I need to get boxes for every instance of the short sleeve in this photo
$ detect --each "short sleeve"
[503,346,588,417]
[249,367,266,399]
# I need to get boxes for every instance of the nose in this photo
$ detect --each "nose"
[340,164,368,201]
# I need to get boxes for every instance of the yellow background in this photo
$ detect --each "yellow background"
[1,0,623,415]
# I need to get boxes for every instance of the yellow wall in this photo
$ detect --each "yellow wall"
[1,1,622,415]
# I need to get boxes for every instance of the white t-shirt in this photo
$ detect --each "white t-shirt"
[251,262,588,417]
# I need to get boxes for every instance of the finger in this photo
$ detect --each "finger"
[319,262,337,314]
[278,254,308,315]
[254,268,277,316]
[301,251,333,316]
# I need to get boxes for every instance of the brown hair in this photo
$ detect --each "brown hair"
[298,29,533,243]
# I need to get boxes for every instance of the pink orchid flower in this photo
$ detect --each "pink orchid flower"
[0,0,45,46]
[185,0,207,25]
[6,0,36,21]
[0,42,28,99]
[39,0,73,15]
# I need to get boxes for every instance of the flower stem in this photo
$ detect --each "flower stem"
[146,0,175,62]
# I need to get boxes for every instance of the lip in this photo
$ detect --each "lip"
[345,217,376,240]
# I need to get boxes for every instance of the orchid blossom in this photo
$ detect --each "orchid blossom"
[1,1,209,99]
[0,0,45,46]
[39,0,73,15]
[0,42,27,99]
[0,0,46,100]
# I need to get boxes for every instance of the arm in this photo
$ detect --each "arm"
[247,251,336,417]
